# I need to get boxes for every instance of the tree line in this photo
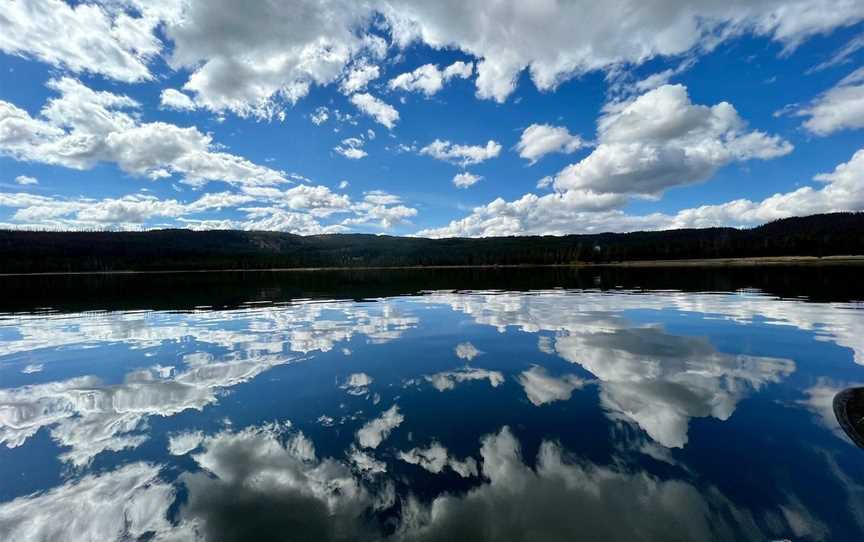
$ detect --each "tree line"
[0,212,862,273]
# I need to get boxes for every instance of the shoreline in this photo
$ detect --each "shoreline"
[1,255,863,277]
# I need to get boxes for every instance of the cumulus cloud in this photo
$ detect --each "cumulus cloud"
[419,146,864,237]
[334,137,368,159]
[340,64,381,95]
[168,430,205,455]
[0,0,161,82]
[518,365,588,406]
[6,1,863,115]
[555,327,794,447]
[425,367,504,392]
[344,191,419,229]
[160,88,197,111]
[452,172,482,188]
[162,0,377,118]
[516,124,588,164]
[422,290,815,447]
[0,80,418,232]
[664,146,864,229]
[418,84,802,237]
[398,441,478,477]
[552,84,792,196]
[395,426,783,540]
[347,445,388,476]
[455,342,482,361]
[350,93,400,129]
[797,67,864,135]
[388,61,474,96]
[0,354,298,465]
[0,462,176,542]
[356,405,404,448]
[419,139,502,167]
[381,0,864,102]
[341,372,374,395]
[0,78,288,188]
[177,423,375,541]
[0,191,238,229]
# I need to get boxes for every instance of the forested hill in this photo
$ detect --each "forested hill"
[0,212,862,274]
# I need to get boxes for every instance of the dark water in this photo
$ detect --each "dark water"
[1,267,864,541]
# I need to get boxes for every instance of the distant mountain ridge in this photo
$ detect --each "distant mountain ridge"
[0,212,862,273]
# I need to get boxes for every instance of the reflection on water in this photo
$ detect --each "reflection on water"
[1,270,864,540]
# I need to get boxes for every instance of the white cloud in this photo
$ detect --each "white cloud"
[310,106,330,125]
[178,423,374,539]
[5,1,862,115]
[164,0,376,118]
[516,124,587,164]
[452,172,482,188]
[348,445,388,475]
[160,88,197,111]
[338,180,350,189]
[0,0,161,82]
[797,68,864,135]
[341,372,374,395]
[14,175,38,186]
[442,60,474,80]
[418,84,798,237]
[518,365,588,406]
[396,425,798,539]
[423,290,802,448]
[334,137,368,159]
[388,61,474,96]
[168,430,205,455]
[553,84,792,196]
[665,146,864,229]
[420,139,502,167]
[455,342,482,360]
[555,326,795,448]
[425,367,504,392]
[0,462,175,542]
[0,78,289,188]
[340,64,381,95]
[350,93,400,129]
[381,0,864,102]
[0,79,420,232]
[356,405,404,448]
[346,191,419,229]
[419,145,864,237]
[398,441,478,477]
[0,352,299,466]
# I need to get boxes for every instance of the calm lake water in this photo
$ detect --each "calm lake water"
[2,267,864,541]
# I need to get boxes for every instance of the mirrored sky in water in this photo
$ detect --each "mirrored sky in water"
[1,274,864,541]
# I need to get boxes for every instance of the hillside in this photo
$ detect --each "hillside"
[0,212,862,274]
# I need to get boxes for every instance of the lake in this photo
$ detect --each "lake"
[1,267,864,541]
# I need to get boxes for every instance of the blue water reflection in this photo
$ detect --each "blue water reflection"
[1,287,864,540]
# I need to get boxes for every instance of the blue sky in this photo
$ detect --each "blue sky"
[1,1,863,237]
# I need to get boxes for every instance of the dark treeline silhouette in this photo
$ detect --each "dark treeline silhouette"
[0,212,862,274]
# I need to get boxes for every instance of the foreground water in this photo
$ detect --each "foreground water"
[1,268,864,541]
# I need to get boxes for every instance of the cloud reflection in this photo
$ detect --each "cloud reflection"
[425,291,798,447]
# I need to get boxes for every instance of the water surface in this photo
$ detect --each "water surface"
[1,268,863,541]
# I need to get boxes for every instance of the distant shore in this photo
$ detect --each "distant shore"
[1,255,863,277]
[592,255,864,267]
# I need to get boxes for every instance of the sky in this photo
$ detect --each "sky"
[0,0,863,237]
